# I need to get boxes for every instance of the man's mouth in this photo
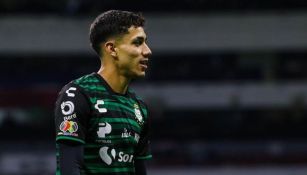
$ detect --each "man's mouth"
[139,59,149,69]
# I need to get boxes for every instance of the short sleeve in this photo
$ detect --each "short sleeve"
[135,105,152,160]
[55,83,90,144]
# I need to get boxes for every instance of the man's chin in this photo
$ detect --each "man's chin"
[136,72,146,78]
[128,71,146,79]
[137,70,147,78]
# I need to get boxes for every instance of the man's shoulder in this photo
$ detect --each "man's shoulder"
[70,72,106,91]
[72,72,100,85]
[60,73,106,94]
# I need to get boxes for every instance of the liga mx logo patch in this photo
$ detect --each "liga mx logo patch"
[60,120,78,133]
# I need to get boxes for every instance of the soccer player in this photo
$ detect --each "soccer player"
[55,10,152,175]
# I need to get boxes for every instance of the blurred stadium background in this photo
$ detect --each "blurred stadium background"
[1,0,307,174]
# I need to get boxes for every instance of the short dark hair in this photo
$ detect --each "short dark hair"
[89,10,145,56]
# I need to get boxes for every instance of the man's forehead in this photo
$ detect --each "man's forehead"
[114,26,146,43]
[126,26,147,39]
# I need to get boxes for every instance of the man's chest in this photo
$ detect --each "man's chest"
[86,94,145,146]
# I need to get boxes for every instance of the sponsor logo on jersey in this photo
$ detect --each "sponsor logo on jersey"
[118,151,134,163]
[99,147,116,165]
[95,100,107,113]
[63,113,77,121]
[99,147,134,165]
[61,101,74,115]
[134,133,140,143]
[97,122,112,138]
[65,87,77,97]
[60,120,78,133]
[121,128,131,138]
[121,128,140,143]
[134,104,144,125]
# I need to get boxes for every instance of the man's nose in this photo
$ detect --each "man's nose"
[142,44,152,57]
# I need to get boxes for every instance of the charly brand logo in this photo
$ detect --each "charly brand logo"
[61,101,75,115]
[95,100,107,113]
[60,120,78,133]
[65,87,77,97]
[97,122,112,138]
[99,147,134,165]
[134,104,143,124]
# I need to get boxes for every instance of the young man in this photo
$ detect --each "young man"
[55,10,152,175]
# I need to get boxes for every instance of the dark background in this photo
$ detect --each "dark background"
[1,0,307,174]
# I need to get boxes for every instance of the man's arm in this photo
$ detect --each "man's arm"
[55,83,90,174]
[135,159,147,175]
[59,142,84,175]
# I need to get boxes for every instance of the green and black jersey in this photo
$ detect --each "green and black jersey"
[55,72,152,175]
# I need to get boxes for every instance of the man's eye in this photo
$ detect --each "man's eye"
[133,40,142,46]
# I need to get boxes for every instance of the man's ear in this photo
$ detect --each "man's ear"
[104,41,117,57]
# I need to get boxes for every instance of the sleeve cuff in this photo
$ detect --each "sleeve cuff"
[56,136,85,144]
[135,154,152,160]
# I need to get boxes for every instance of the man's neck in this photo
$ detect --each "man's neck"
[97,67,130,94]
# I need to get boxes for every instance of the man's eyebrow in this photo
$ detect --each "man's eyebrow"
[134,36,145,40]
[133,36,147,41]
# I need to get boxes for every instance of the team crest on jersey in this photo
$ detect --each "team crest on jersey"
[134,104,144,125]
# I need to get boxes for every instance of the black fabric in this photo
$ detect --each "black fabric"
[59,142,84,175]
[135,160,147,175]
[55,83,90,143]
